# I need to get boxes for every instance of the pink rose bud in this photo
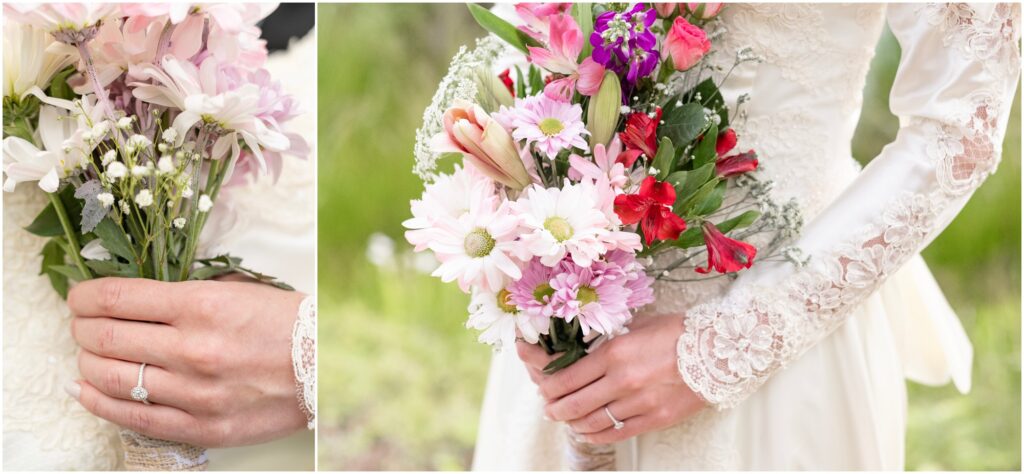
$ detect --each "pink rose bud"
[663,16,711,71]
[685,3,724,19]
[653,3,677,18]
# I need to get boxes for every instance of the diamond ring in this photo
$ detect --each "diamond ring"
[130,363,151,405]
[604,406,624,430]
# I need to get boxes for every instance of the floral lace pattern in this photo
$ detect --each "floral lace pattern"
[292,295,316,429]
[677,4,1020,409]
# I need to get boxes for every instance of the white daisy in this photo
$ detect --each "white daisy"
[467,287,549,349]
[512,180,613,267]
[403,164,496,252]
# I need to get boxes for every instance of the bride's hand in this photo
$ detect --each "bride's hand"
[65,277,307,447]
[516,315,706,444]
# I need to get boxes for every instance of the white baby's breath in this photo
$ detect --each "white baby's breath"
[161,128,178,143]
[97,192,114,208]
[119,200,130,214]
[106,161,127,180]
[182,185,194,198]
[101,149,117,165]
[135,189,153,207]
[117,116,133,130]
[131,165,149,177]
[157,156,174,174]
[197,194,212,212]
[173,217,187,229]
[127,134,150,150]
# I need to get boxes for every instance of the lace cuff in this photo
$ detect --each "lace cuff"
[676,3,1020,409]
[292,295,316,429]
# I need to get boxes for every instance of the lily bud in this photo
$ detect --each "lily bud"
[474,67,514,112]
[586,71,621,149]
[431,100,531,190]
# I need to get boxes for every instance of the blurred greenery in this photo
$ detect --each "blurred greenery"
[318,4,1021,471]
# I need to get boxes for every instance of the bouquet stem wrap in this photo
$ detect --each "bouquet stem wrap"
[565,426,615,471]
[120,431,208,471]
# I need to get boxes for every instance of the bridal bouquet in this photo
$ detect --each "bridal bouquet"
[3,3,304,470]
[407,3,803,468]
[408,3,801,369]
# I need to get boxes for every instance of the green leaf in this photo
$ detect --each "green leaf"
[666,170,688,188]
[189,264,236,281]
[716,210,761,234]
[694,180,727,216]
[676,178,719,215]
[693,122,718,169]
[48,66,77,101]
[673,226,706,249]
[93,218,135,262]
[675,162,715,205]
[687,77,729,129]
[85,260,139,277]
[467,4,542,54]
[48,264,88,282]
[25,202,63,237]
[39,239,69,299]
[528,65,544,95]
[659,102,707,149]
[572,3,593,60]
[515,66,527,98]
[652,137,676,181]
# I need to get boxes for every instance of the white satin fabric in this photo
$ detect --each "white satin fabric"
[1,33,317,470]
[472,3,1018,470]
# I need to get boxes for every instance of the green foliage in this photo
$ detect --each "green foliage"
[466,4,541,54]
[317,7,1021,471]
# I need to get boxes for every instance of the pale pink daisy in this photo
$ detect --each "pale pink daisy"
[428,196,523,294]
[549,258,633,336]
[404,164,495,252]
[498,94,589,159]
[507,258,559,318]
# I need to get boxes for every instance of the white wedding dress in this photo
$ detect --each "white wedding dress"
[473,3,1020,470]
[2,34,317,471]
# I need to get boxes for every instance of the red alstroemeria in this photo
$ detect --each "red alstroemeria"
[695,222,757,274]
[614,176,688,245]
[616,108,662,167]
[715,128,736,156]
[498,69,515,97]
[716,149,758,178]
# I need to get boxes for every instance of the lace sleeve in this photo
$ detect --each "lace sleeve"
[677,3,1021,408]
[292,295,316,429]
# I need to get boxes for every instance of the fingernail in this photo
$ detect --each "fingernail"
[64,381,81,400]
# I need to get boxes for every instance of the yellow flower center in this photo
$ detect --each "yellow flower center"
[538,117,565,137]
[533,283,555,303]
[544,216,574,242]
[577,286,599,306]
[464,228,496,258]
[496,289,517,313]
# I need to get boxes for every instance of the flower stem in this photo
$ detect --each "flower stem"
[74,42,115,121]
[48,192,93,280]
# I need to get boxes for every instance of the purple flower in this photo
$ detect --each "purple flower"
[590,5,659,87]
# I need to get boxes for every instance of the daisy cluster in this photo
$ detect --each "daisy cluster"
[2,3,303,291]
[408,3,802,370]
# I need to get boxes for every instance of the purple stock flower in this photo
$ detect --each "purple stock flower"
[590,4,659,87]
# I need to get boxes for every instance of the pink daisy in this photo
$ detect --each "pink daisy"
[498,94,589,159]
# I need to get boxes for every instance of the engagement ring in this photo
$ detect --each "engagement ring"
[604,406,624,430]
[130,363,150,405]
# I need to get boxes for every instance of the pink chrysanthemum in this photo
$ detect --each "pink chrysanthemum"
[499,94,589,158]
[507,258,559,318]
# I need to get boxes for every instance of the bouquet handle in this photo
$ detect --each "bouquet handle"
[565,425,616,471]
[120,431,208,471]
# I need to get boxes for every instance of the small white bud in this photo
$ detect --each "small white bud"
[97,192,114,208]
[157,143,169,153]
[117,116,133,130]
[119,200,131,214]
[173,217,187,229]
[131,165,149,177]
[102,149,117,165]
[182,186,194,198]
[197,194,213,212]
[161,128,178,143]
[106,161,127,180]
[91,121,109,138]
[128,134,151,149]
[135,189,153,207]
[157,156,174,174]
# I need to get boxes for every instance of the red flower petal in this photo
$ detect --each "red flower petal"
[716,150,759,178]
[653,207,688,241]
[613,194,649,225]
[616,149,644,168]
[696,222,757,274]
[716,129,737,156]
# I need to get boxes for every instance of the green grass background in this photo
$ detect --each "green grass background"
[317,4,1021,470]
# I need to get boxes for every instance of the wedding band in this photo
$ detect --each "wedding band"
[604,406,625,430]
[130,363,151,405]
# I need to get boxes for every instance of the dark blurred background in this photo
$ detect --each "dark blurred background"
[317,4,1021,470]
[261,3,315,51]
